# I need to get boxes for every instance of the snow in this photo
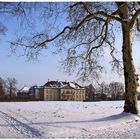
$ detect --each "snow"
[0,101,140,138]
[19,86,29,93]
[69,82,77,88]
[69,82,83,89]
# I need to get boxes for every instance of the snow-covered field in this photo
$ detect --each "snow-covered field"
[0,101,140,138]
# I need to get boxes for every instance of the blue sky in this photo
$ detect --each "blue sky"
[0,3,140,90]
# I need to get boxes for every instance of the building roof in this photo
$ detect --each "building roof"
[19,86,29,93]
[44,81,84,89]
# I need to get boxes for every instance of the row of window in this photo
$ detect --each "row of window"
[45,90,58,94]
[45,94,59,100]
[61,94,85,99]
[44,89,85,94]
[44,94,85,100]
[44,91,85,96]
[75,95,85,99]
[61,90,85,94]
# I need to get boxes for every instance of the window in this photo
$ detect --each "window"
[45,95,48,100]
[45,89,48,93]
[83,95,85,99]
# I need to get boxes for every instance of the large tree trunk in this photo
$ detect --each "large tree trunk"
[117,2,139,114]
[122,24,139,114]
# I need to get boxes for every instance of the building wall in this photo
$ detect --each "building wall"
[60,88,75,101]
[34,88,44,100]
[60,88,85,101]
[75,89,86,101]
[44,88,60,101]
[34,86,85,101]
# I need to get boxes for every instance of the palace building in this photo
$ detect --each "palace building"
[31,81,85,101]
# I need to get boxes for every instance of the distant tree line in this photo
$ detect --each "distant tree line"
[0,77,140,101]
[85,81,140,101]
[0,77,17,98]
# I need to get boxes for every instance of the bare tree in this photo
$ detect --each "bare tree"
[5,78,17,98]
[109,82,124,100]
[85,84,95,101]
[0,2,140,114]
[96,82,109,100]
[0,77,5,97]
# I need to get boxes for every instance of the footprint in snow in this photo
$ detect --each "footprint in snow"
[81,128,88,132]
[53,114,64,118]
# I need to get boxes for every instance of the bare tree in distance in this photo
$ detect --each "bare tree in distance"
[0,2,140,114]
[85,84,95,101]
[0,77,5,97]
[109,81,124,100]
[97,82,109,100]
[5,78,17,98]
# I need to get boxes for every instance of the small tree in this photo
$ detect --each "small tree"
[0,77,5,97]
[96,82,109,101]
[85,84,95,101]
[5,78,17,98]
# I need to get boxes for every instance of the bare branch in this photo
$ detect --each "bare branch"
[0,22,7,35]
[105,40,123,74]
[136,18,140,32]
[130,9,140,28]
[69,2,83,9]
[85,18,109,59]
[27,12,121,48]
[82,2,93,15]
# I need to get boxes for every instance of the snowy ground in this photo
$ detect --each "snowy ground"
[0,101,140,138]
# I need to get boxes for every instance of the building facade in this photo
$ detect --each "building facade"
[60,85,85,101]
[32,81,85,101]
[43,88,60,101]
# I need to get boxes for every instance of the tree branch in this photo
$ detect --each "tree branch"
[85,19,109,59]
[34,11,122,47]
[70,2,122,22]
[82,2,92,15]
[130,9,140,28]
[89,11,122,23]
[136,18,140,32]
[105,39,123,73]
[11,3,123,50]
[69,2,83,9]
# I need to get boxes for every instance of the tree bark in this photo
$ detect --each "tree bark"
[122,23,139,114]
[117,2,139,114]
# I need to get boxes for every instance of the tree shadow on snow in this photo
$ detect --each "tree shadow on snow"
[0,112,137,128]
[42,112,135,125]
